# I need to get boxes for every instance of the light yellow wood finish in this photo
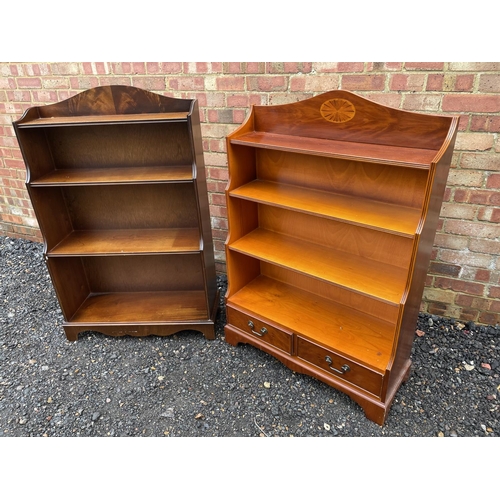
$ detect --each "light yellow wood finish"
[258,204,413,270]
[256,149,428,210]
[261,262,400,325]
[227,275,395,371]
[230,179,421,237]
[224,90,459,424]
[229,228,407,304]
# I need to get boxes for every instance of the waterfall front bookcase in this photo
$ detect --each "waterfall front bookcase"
[223,90,458,424]
[13,85,219,341]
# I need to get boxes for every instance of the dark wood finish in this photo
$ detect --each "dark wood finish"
[14,85,219,341]
[224,90,458,425]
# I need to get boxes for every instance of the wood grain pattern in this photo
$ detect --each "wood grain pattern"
[62,183,199,230]
[44,122,193,170]
[258,204,413,269]
[15,85,192,122]
[231,131,436,169]
[230,179,421,236]
[48,228,201,256]
[31,166,193,185]
[229,228,408,304]
[252,89,453,151]
[70,291,208,323]
[255,149,428,209]
[296,337,383,396]
[260,262,400,325]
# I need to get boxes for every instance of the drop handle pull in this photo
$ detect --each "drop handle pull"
[248,321,267,337]
[325,356,350,375]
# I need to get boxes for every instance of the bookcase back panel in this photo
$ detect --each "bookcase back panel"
[34,85,193,117]
[82,254,205,292]
[20,123,193,180]
[48,255,205,296]
[256,149,428,209]
[62,184,199,230]
[258,204,413,269]
[260,261,400,325]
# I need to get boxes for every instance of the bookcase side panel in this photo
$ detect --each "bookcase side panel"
[387,130,458,399]
[188,104,217,312]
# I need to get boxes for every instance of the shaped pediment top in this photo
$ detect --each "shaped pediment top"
[16,85,193,123]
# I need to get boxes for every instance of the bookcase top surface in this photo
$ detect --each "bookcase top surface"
[14,85,194,126]
[232,89,458,153]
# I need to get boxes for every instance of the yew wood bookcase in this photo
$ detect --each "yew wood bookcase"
[224,90,458,425]
[13,85,218,341]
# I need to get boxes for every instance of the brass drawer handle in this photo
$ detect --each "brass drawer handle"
[325,356,350,375]
[248,320,267,337]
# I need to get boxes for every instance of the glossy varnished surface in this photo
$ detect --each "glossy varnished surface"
[48,228,201,256]
[225,89,459,424]
[15,85,192,123]
[251,89,453,151]
[70,291,209,323]
[228,228,408,304]
[227,275,394,371]
[230,179,421,236]
[30,166,193,186]
[16,112,190,127]
[231,131,437,169]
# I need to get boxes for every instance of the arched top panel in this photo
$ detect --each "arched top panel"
[251,90,456,151]
[15,85,193,124]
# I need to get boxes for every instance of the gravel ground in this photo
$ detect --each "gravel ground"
[1,235,499,438]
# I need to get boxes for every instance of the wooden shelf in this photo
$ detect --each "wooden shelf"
[48,228,201,256]
[70,290,208,323]
[229,228,407,304]
[231,131,436,169]
[16,112,190,128]
[228,275,394,372]
[230,179,421,237]
[30,165,193,186]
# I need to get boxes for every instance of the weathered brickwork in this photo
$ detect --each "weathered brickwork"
[1,62,499,324]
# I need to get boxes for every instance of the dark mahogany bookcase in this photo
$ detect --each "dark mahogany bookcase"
[13,85,218,341]
[224,90,458,424]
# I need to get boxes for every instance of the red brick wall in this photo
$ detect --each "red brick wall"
[1,62,499,325]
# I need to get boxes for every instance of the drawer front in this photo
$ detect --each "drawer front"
[227,306,293,354]
[296,336,383,396]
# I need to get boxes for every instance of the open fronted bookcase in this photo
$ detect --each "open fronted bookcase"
[14,85,218,341]
[224,90,458,424]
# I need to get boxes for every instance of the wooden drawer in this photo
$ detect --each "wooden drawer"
[227,306,293,354]
[296,336,383,397]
